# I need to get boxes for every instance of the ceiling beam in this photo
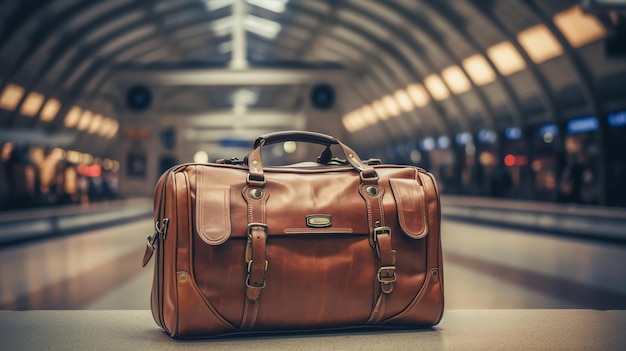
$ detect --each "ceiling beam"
[110,67,347,86]
[162,110,305,129]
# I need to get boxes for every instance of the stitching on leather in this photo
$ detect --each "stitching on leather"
[196,170,204,242]
[283,228,354,234]
[178,270,238,330]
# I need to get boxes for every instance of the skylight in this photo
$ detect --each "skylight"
[244,15,282,39]
[211,16,234,37]
[247,0,289,13]
[203,0,233,12]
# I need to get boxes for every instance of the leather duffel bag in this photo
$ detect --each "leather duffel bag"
[142,131,444,338]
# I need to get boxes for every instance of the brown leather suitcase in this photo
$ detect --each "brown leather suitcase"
[142,131,444,338]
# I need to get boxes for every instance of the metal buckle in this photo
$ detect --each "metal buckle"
[373,226,392,242]
[247,223,268,238]
[146,232,158,250]
[247,259,269,273]
[377,266,397,283]
[246,173,266,185]
[155,218,169,239]
[246,260,269,288]
[359,170,379,183]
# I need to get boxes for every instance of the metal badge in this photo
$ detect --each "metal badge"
[306,214,332,228]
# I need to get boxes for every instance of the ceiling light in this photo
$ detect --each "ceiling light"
[283,141,297,153]
[107,120,119,138]
[554,5,606,48]
[406,83,430,107]
[360,105,378,124]
[517,24,563,63]
[383,95,401,117]
[40,98,61,122]
[64,106,82,128]
[462,54,496,86]
[423,74,450,101]
[20,92,45,117]
[487,41,526,75]
[342,113,359,132]
[394,89,414,112]
[441,66,471,94]
[194,150,209,163]
[372,100,390,120]
[0,83,25,111]
[77,110,93,131]
[88,114,103,134]
[1,142,13,161]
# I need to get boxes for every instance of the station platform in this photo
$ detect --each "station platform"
[1,196,625,349]
[1,310,624,350]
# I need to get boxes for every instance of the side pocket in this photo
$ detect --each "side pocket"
[382,268,444,326]
[175,271,237,337]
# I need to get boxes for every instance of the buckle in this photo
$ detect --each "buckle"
[246,260,269,288]
[247,223,268,238]
[373,226,392,242]
[155,218,169,239]
[247,259,269,273]
[146,232,158,250]
[359,169,379,183]
[247,173,266,186]
[377,266,397,283]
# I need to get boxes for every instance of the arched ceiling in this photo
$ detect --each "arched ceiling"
[0,0,625,159]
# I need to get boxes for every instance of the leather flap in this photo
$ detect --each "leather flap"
[389,178,428,239]
[196,182,231,245]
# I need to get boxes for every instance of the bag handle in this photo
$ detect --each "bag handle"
[245,131,378,186]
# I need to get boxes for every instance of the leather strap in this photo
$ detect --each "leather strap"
[240,187,269,330]
[359,183,397,324]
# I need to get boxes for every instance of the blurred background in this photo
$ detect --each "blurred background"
[0,0,625,312]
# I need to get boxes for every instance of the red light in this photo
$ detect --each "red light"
[504,154,515,167]
[86,164,102,177]
[77,164,89,175]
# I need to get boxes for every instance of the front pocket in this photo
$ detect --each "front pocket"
[389,178,428,239]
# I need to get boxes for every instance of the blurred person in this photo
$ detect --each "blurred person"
[557,154,584,203]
